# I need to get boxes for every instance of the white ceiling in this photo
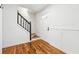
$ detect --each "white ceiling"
[19,4,49,13]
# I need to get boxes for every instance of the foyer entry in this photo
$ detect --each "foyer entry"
[2,35,64,54]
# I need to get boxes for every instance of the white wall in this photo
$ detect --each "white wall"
[0,8,2,53]
[36,5,79,54]
[2,4,35,48]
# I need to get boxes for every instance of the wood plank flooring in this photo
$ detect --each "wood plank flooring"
[2,39,65,54]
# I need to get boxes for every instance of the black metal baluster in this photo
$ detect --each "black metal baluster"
[20,15,22,26]
[17,12,19,24]
[27,23,28,31]
[26,21,27,30]
[30,22,31,41]
[22,18,24,27]
[23,20,25,29]
[25,22,26,29]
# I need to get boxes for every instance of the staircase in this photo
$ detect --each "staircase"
[17,11,31,41]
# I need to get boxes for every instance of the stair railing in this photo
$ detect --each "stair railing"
[17,11,31,41]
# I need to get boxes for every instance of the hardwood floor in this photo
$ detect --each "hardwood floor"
[2,39,65,54]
